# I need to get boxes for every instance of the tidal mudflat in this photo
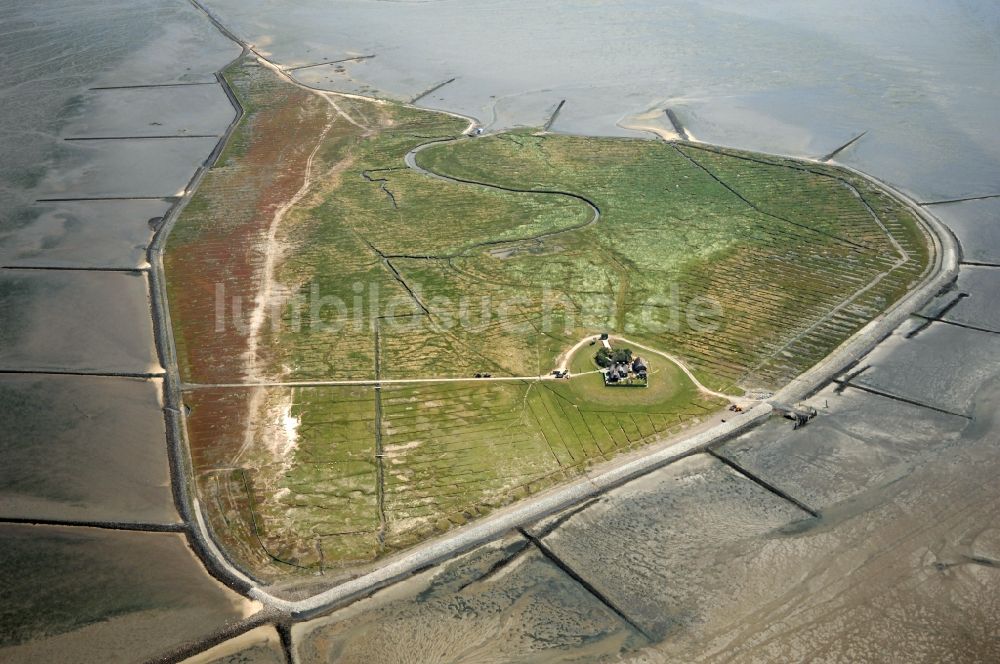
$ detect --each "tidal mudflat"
[0,0,239,226]
[537,454,808,641]
[60,85,234,139]
[928,199,1000,264]
[617,378,1000,662]
[851,323,1000,417]
[33,136,220,200]
[0,200,170,269]
[0,1,246,661]
[291,533,643,663]
[0,525,256,664]
[921,265,1000,334]
[0,270,159,374]
[717,383,969,510]
[0,375,174,524]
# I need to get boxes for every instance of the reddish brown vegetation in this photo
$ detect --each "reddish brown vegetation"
[166,62,332,384]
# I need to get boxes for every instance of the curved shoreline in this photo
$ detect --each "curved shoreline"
[762,156,959,405]
[161,0,960,621]
[148,44,262,598]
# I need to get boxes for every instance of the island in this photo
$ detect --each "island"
[163,54,930,582]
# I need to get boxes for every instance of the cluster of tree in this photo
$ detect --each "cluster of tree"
[595,346,632,367]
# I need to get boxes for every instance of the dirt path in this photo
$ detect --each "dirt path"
[608,336,744,401]
[234,96,372,466]
[244,118,333,381]
[184,372,604,391]
[556,333,745,402]
[194,331,743,405]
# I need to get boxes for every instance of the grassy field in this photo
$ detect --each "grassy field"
[417,134,930,390]
[166,57,930,579]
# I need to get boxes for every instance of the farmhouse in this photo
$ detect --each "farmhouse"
[595,345,648,387]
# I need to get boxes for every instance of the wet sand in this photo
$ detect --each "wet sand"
[180,625,285,664]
